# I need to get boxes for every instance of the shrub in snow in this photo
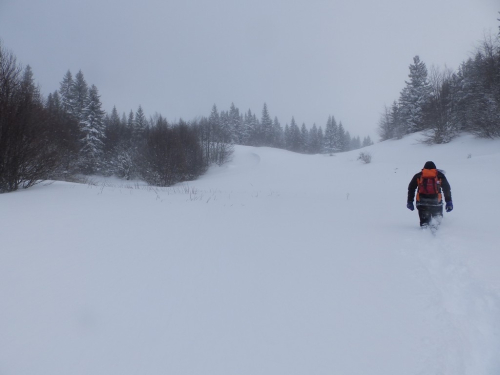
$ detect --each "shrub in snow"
[358,152,372,164]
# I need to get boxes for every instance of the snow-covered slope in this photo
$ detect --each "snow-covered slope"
[1,133,499,375]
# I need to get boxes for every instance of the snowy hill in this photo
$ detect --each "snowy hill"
[1,133,500,375]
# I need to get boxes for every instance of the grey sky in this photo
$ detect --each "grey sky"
[1,0,498,139]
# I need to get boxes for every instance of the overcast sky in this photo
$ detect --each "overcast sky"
[1,0,498,139]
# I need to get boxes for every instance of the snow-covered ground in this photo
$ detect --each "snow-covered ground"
[1,132,499,375]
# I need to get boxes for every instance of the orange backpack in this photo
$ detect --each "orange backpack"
[417,169,442,202]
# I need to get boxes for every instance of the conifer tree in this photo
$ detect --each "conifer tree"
[242,109,253,145]
[350,135,361,150]
[300,123,308,153]
[362,136,373,147]
[21,65,41,104]
[288,117,301,152]
[104,106,123,153]
[133,105,147,142]
[272,116,283,148]
[72,70,88,124]
[284,123,291,150]
[127,110,135,131]
[336,121,347,151]
[317,126,324,153]
[308,124,319,153]
[121,112,127,128]
[244,109,259,146]
[228,102,241,144]
[399,56,432,134]
[261,103,273,146]
[46,92,58,114]
[59,70,74,115]
[324,116,338,154]
[79,84,105,174]
[344,130,352,152]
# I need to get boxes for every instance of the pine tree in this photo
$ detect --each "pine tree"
[127,110,135,130]
[244,109,259,146]
[336,121,347,151]
[79,84,106,173]
[344,130,352,152]
[362,136,373,147]
[104,106,123,153]
[272,116,283,148]
[289,117,301,152]
[21,65,41,104]
[261,103,273,146]
[317,126,325,153]
[284,123,291,150]
[59,70,74,115]
[309,123,320,153]
[209,104,220,129]
[46,92,60,114]
[219,110,234,145]
[228,103,241,144]
[300,123,308,153]
[324,115,338,154]
[399,56,432,134]
[72,70,88,124]
[133,105,147,142]
[350,135,361,150]
[242,109,253,145]
[207,104,233,165]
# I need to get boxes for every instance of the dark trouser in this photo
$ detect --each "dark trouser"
[417,205,443,226]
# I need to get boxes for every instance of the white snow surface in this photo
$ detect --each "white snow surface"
[1,132,500,375]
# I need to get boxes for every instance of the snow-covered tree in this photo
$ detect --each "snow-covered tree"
[272,116,283,148]
[59,70,74,115]
[244,109,259,146]
[288,117,301,152]
[79,84,105,173]
[350,135,361,150]
[343,130,352,152]
[284,123,291,149]
[261,103,273,146]
[362,136,373,147]
[300,123,308,153]
[133,105,147,142]
[324,115,338,154]
[228,103,241,144]
[71,70,88,124]
[308,124,319,153]
[336,121,347,151]
[317,126,324,153]
[399,56,432,134]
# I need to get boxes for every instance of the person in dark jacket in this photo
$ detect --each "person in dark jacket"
[407,161,453,227]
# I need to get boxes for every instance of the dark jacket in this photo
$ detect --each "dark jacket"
[408,170,452,205]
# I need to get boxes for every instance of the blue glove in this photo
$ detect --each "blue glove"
[446,201,453,212]
[407,202,414,211]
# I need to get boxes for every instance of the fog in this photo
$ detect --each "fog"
[0,0,498,138]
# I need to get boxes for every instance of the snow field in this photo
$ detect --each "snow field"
[1,132,499,374]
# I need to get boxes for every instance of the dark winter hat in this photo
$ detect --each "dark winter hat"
[423,161,436,169]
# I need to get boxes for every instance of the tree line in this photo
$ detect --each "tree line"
[208,102,373,155]
[378,17,500,143]
[1,41,372,193]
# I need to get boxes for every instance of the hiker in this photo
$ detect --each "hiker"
[407,161,453,227]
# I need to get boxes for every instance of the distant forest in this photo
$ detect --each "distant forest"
[0,42,372,192]
[378,16,500,143]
